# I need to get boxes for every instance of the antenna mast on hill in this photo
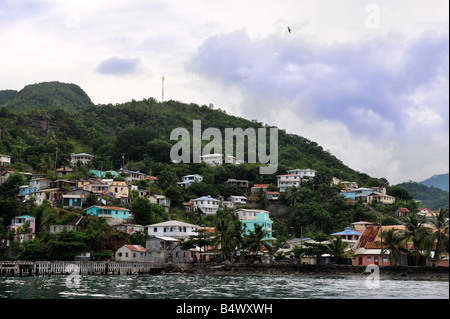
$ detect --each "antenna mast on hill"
[161,76,165,102]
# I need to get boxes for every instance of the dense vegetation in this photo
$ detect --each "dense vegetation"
[0,81,93,112]
[396,182,449,209]
[0,81,446,261]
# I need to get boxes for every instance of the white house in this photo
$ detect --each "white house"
[193,195,221,215]
[287,168,316,179]
[146,220,200,240]
[277,174,301,192]
[228,195,247,206]
[70,153,94,165]
[201,154,223,166]
[178,174,204,188]
[149,194,171,212]
[0,154,12,165]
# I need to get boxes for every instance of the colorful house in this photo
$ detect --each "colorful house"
[236,209,273,241]
[85,205,131,219]
[8,215,36,243]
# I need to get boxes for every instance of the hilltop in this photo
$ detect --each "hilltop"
[0,81,93,112]
[396,181,449,209]
[419,173,449,192]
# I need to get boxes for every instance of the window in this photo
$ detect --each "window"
[125,252,129,257]
[383,257,388,263]
[154,227,157,232]
[367,256,372,262]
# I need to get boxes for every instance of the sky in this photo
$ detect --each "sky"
[0,0,448,185]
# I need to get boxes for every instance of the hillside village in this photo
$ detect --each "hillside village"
[1,151,448,268]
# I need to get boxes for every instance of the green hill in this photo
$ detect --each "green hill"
[1,81,93,112]
[0,90,18,105]
[420,173,449,192]
[0,82,391,193]
[396,182,449,209]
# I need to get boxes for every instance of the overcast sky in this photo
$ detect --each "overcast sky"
[1,0,448,185]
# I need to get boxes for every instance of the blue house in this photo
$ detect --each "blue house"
[340,190,355,200]
[236,209,273,241]
[85,205,131,219]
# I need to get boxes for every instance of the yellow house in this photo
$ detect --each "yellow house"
[109,180,129,200]
[367,192,395,205]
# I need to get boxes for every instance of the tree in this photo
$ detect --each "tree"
[379,228,408,266]
[130,197,155,225]
[327,237,351,263]
[243,224,273,255]
[400,212,432,266]
[428,209,449,266]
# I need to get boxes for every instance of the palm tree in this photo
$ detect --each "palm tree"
[380,228,409,266]
[243,224,273,256]
[212,217,233,261]
[428,209,449,267]
[400,212,432,266]
[327,237,350,263]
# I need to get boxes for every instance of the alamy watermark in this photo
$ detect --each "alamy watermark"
[364,264,380,289]
[65,263,81,289]
[170,120,278,174]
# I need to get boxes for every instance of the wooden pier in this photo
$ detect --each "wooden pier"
[0,261,165,276]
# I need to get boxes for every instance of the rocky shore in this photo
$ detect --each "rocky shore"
[164,261,449,281]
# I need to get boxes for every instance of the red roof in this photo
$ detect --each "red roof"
[253,184,269,188]
[124,245,146,252]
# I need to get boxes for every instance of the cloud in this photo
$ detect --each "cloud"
[96,56,142,75]
[187,29,449,184]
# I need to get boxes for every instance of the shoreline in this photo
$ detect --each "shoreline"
[164,262,450,282]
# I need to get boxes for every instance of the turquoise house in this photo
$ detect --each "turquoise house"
[236,209,273,241]
[85,205,131,219]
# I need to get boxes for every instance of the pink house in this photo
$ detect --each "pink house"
[8,215,36,243]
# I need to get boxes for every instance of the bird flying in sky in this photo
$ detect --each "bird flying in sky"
[287,26,291,33]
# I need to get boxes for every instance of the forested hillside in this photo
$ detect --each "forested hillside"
[0,81,93,112]
[0,82,386,188]
[396,182,449,209]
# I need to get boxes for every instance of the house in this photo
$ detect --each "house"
[178,174,203,188]
[367,192,395,205]
[115,245,146,262]
[251,184,269,193]
[70,153,94,165]
[49,224,81,235]
[201,153,223,166]
[85,205,131,221]
[56,166,73,176]
[330,227,362,250]
[351,221,373,233]
[22,188,66,205]
[228,195,247,206]
[395,207,411,218]
[340,189,356,200]
[62,189,92,208]
[287,168,316,179]
[8,215,36,243]
[354,225,405,266]
[266,191,280,201]
[0,154,12,165]
[108,180,129,201]
[235,209,273,241]
[277,174,301,192]
[339,181,359,190]
[146,176,158,185]
[354,188,374,201]
[150,194,171,212]
[145,236,190,263]
[29,177,52,191]
[118,169,147,184]
[89,170,119,179]
[82,181,109,195]
[224,179,249,193]
[193,195,221,215]
[114,223,145,234]
[146,220,200,240]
